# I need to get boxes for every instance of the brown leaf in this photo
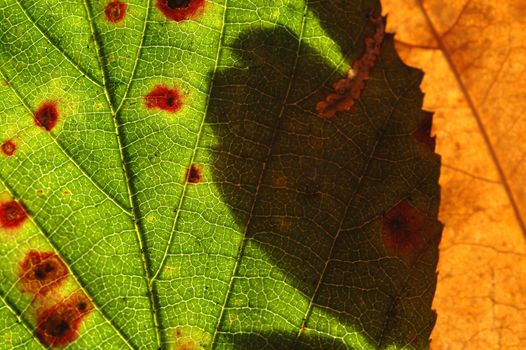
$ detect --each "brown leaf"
[382,0,526,348]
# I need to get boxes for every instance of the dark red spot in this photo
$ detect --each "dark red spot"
[145,85,183,113]
[382,200,438,262]
[34,101,59,131]
[185,164,202,184]
[35,291,93,347]
[104,0,127,23]
[0,200,27,229]
[414,111,436,151]
[1,139,16,157]
[19,251,68,297]
[156,0,205,22]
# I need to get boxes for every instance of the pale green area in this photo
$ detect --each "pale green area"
[0,0,440,349]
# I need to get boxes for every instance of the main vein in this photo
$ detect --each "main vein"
[81,0,162,347]
[150,1,229,283]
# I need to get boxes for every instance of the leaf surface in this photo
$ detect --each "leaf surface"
[381,0,526,348]
[0,0,441,349]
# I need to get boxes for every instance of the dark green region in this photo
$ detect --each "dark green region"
[206,3,441,350]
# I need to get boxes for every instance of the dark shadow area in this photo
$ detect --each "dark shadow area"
[216,331,349,350]
[307,1,382,55]
[206,14,440,350]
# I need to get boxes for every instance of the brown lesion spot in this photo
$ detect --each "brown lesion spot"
[382,200,440,262]
[156,0,205,22]
[35,291,93,347]
[316,14,385,119]
[19,251,68,297]
[185,164,202,184]
[34,101,59,131]
[1,139,16,157]
[104,0,127,23]
[0,200,27,229]
[145,85,184,113]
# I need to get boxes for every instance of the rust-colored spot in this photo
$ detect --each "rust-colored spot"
[382,200,438,261]
[0,200,27,229]
[316,15,385,118]
[156,0,205,22]
[104,0,127,23]
[145,85,183,113]
[1,139,16,157]
[185,164,202,184]
[414,111,436,151]
[34,101,59,131]
[35,291,93,347]
[275,176,287,187]
[19,251,68,297]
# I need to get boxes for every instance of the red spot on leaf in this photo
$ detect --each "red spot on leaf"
[275,176,287,187]
[19,251,68,297]
[1,139,16,157]
[414,111,436,151]
[0,200,27,229]
[316,15,385,118]
[382,200,438,262]
[104,0,127,23]
[156,0,205,22]
[185,164,202,184]
[35,291,93,347]
[34,101,59,131]
[145,85,183,113]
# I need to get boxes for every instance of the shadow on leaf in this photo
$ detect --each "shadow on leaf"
[206,15,440,350]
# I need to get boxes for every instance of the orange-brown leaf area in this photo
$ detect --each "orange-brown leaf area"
[382,0,526,348]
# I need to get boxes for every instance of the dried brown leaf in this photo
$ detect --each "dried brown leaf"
[382,0,526,348]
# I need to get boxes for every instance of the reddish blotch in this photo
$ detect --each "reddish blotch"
[0,200,27,229]
[19,250,68,297]
[104,0,127,23]
[316,15,385,118]
[1,139,16,156]
[35,291,93,347]
[185,164,202,184]
[145,85,183,113]
[34,101,59,131]
[156,0,205,22]
[382,200,438,262]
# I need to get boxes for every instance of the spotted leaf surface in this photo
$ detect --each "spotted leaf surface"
[0,0,440,349]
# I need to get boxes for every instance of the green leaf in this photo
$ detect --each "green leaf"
[0,0,441,349]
